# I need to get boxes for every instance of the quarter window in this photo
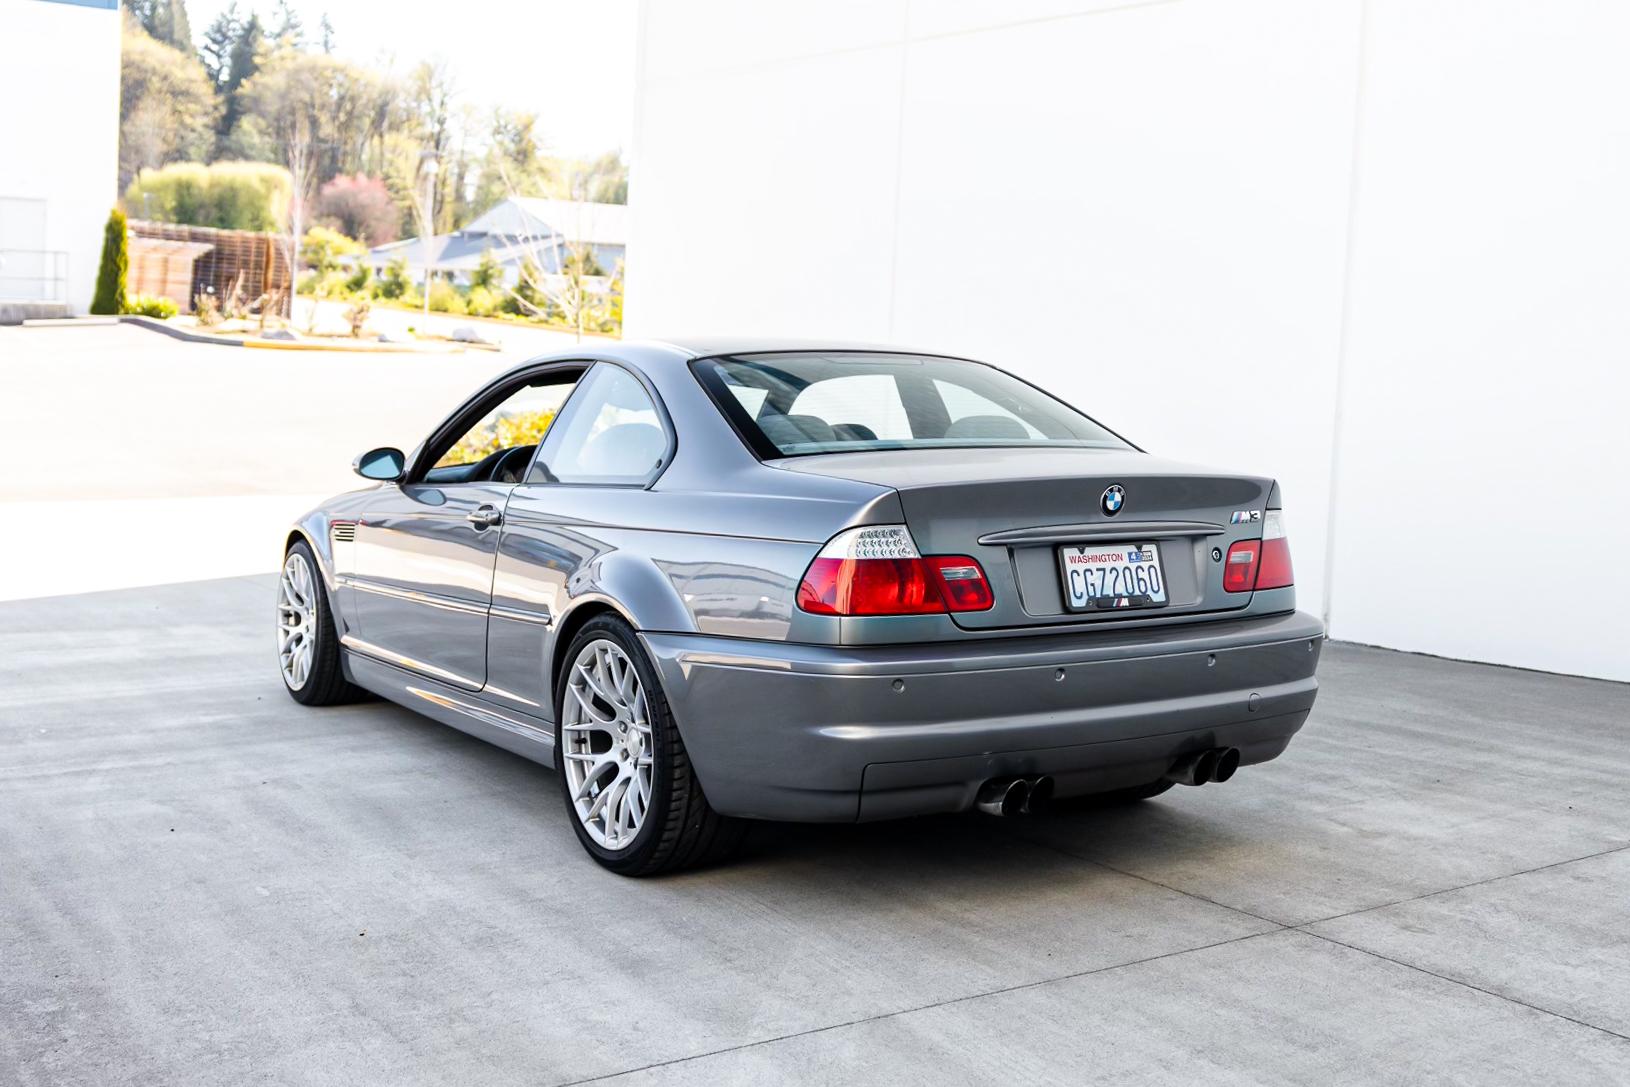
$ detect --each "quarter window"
[534,365,667,485]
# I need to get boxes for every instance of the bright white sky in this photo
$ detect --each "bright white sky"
[183,0,638,158]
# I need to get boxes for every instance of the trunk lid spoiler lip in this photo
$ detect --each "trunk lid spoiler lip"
[978,520,1226,546]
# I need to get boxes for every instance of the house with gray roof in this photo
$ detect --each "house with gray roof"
[357,197,627,288]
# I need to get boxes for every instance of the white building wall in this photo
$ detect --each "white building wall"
[0,0,121,314]
[1327,2,1630,680]
[628,0,1630,681]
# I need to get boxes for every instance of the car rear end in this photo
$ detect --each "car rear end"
[643,350,1323,822]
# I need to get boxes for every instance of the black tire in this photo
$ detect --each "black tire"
[554,614,746,876]
[279,539,364,707]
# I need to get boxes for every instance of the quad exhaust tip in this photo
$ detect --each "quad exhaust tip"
[1021,775,1054,815]
[976,777,1029,817]
[975,775,1054,817]
[1164,747,1242,787]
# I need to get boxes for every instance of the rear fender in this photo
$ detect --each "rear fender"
[546,550,696,700]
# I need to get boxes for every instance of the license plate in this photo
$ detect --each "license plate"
[1059,543,1168,611]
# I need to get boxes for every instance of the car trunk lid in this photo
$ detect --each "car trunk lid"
[774,447,1272,630]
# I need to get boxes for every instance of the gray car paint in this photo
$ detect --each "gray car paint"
[287,338,1322,821]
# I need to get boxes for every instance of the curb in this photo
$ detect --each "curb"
[119,315,478,353]
[18,316,121,328]
[239,337,466,353]
[119,315,241,346]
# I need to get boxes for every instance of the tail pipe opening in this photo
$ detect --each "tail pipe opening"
[1020,775,1054,815]
[1164,747,1242,787]
[976,776,1055,816]
[976,777,1029,817]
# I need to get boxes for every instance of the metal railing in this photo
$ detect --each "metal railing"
[0,249,68,302]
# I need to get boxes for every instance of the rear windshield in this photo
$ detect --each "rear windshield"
[693,352,1131,457]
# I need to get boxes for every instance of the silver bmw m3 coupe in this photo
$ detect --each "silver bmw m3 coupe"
[278,340,1323,874]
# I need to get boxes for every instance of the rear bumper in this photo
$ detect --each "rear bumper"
[643,610,1324,822]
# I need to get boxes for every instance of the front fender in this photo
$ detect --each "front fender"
[285,490,375,634]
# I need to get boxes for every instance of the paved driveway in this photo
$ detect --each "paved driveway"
[0,323,574,600]
[2,577,1627,1085]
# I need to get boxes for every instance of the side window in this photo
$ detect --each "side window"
[534,364,667,485]
[432,375,578,472]
[786,374,913,442]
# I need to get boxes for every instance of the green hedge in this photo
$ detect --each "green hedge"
[126,294,179,318]
[124,160,292,231]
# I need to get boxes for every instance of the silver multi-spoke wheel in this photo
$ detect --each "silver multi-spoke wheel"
[277,551,317,690]
[561,638,654,851]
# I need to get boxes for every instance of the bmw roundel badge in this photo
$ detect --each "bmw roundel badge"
[1101,484,1125,516]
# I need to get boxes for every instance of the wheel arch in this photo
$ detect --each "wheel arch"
[546,597,634,710]
[284,526,316,557]
[283,520,343,623]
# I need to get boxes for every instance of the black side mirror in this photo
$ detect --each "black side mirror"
[353,446,405,481]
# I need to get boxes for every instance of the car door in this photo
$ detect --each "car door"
[485,362,673,715]
[349,367,583,690]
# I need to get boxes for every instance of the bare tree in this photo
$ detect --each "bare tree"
[492,164,607,341]
[240,49,394,321]
[283,119,315,322]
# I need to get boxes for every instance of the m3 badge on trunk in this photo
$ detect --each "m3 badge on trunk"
[1101,485,1125,516]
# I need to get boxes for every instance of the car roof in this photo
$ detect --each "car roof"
[492,337,962,385]
[643,335,911,359]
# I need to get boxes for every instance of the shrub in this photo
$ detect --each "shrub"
[299,267,353,299]
[123,160,292,231]
[91,208,129,315]
[194,291,221,326]
[344,301,371,338]
[443,409,556,466]
[469,250,502,290]
[323,269,354,298]
[344,263,371,294]
[314,174,399,245]
[219,273,250,319]
[377,257,409,300]
[465,284,498,318]
[427,279,465,315]
[126,294,178,318]
[301,225,363,274]
[604,261,624,335]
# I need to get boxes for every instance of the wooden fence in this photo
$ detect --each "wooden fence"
[128,220,292,312]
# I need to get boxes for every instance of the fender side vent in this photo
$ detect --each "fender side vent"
[330,522,357,543]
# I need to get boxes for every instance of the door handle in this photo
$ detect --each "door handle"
[466,505,503,529]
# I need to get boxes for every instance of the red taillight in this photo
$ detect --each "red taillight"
[926,556,995,612]
[1224,541,1259,593]
[797,556,942,615]
[1223,510,1294,593]
[1256,510,1293,589]
[796,527,994,616]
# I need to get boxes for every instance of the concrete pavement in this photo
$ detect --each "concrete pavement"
[0,322,575,599]
[0,323,561,503]
[2,577,1626,1085]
